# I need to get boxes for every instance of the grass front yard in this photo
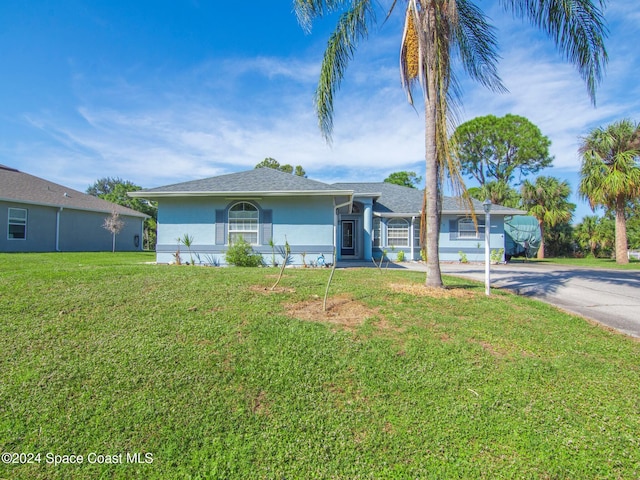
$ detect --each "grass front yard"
[1,253,638,479]
[530,257,640,270]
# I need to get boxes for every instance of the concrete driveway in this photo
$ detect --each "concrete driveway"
[439,261,640,339]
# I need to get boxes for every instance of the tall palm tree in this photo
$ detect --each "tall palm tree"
[521,176,574,259]
[294,0,607,287]
[579,119,640,264]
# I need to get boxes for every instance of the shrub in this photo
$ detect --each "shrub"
[396,250,405,262]
[225,238,263,267]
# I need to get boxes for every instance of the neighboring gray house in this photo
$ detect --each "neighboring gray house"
[1,165,147,252]
[131,168,525,265]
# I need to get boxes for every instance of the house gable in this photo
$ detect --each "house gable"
[0,165,146,252]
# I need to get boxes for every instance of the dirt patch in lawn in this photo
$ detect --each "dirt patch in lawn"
[249,284,296,294]
[285,294,380,331]
[387,282,477,298]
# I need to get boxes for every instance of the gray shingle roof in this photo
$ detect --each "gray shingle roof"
[333,182,526,216]
[0,165,147,218]
[131,168,524,215]
[135,168,351,196]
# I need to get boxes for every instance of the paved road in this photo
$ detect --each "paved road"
[439,261,640,339]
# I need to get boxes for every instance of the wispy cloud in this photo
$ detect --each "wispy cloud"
[9,0,639,209]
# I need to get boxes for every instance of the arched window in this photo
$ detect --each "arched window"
[387,218,409,247]
[229,202,259,244]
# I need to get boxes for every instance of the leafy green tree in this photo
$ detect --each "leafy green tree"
[579,119,640,264]
[545,221,575,257]
[255,157,306,177]
[468,180,521,208]
[452,114,553,186]
[87,177,156,217]
[87,177,157,250]
[384,171,422,189]
[294,0,607,288]
[595,215,616,258]
[521,176,575,259]
[294,165,307,177]
[627,200,640,251]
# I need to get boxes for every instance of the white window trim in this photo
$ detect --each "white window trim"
[228,202,259,245]
[387,218,410,247]
[8,207,27,240]
[458,217,484,239]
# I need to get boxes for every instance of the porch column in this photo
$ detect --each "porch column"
[410,216,415,260]
[362,198,373,261]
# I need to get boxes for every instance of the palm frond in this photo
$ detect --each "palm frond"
[293,0,348,33]
[500,0,608,103]
[314,0,375,141]
[454,0,507,94]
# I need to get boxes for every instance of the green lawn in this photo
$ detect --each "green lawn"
[1,253,638,479]
[527,256,640,270]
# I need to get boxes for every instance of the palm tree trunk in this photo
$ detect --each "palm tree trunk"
[615,197,629,264]
[423,6,443,288]
[537,220,545,259]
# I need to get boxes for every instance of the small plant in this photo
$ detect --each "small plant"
[301,252,307,268]
[225,237,263,267]
[491,248,504,264]
[323,247,337,311]
[268,239,278,267]
[459,251,468,263]
[271,238,291,290]
[102,209,125,253]
[372,250,389,272]
[173,249,182,265]
[200,254,220,267]
[277,240,292,266]
[396,250,405,262]
[178,233,195,265]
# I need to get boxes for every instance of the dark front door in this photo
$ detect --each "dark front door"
[341,220,355,256]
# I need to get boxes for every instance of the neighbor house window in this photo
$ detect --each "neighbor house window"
[387,218,409,247]
[457,218,484,239]
[228,202,258,244]
[8,208,27,240]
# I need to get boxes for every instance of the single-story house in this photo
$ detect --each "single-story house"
[130,168,525,265]
[0,165,147,252]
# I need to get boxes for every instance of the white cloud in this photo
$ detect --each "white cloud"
[9,0,639,206]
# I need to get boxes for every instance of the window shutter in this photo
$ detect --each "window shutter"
[262,209,273,245]
[215,209,227,245]
[449,219,457,241]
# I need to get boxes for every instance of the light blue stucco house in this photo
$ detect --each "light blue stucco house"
[131,168,525,265]
[1,165,147,252]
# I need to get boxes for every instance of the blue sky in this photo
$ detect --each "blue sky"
[2,1,639,222]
